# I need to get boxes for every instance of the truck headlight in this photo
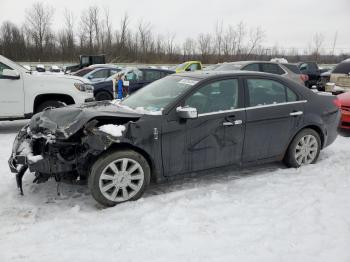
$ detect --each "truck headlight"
[74,83,94,93]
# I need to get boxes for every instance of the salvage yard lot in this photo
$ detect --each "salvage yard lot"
[1,120,350,262]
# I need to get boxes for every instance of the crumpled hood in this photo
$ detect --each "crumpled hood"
[29,101,142,139]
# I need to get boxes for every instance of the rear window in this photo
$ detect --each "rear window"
[333,62,350,74]
[282,64,301,74]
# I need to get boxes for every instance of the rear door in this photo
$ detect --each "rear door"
[242,77,305,163]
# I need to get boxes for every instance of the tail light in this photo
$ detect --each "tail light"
[333,98,341,108]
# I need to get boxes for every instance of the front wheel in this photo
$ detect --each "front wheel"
[36,100,65,113]
[88,150,151,207]
[283,128,321,168]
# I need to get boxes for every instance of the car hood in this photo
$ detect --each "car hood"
[30,72,91,83]
[29,101,142,139]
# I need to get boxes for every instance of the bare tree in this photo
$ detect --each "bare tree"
[312,33,324,62]
[24,2,54,58]
[198,33,212,62]
[214,20,224,59]
[245,27,264,58]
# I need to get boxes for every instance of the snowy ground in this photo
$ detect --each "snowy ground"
[1,120,350,262]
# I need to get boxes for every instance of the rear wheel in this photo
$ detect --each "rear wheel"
[95,91,113,101]
[284,128,321,168]
[88,150,150,207]
[36,100,65,113]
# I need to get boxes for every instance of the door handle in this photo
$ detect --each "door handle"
[223,120,242,126]
[290,111,303,116]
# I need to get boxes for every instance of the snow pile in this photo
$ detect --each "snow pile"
[99,124,126,137]
[1,120,350,262]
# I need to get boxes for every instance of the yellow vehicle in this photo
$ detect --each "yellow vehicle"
[175,61,202,73]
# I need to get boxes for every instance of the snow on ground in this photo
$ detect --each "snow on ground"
[1,120,350,262]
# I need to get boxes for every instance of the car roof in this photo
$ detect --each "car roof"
[175,70,285,80]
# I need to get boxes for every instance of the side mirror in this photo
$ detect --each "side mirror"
[2,69,20,79]
[185,67,192,72]
[299,66,307,71]
[87,75,93,79]
[176,106,198,119]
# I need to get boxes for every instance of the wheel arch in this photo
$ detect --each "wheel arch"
[107,142,158,182]
[34,93,75,113]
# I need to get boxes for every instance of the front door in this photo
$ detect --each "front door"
[0,62,24,117]
[242,77,305,163]
[162,78,245,176]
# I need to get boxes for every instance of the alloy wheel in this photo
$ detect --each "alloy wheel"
[98,158,145,202]
[295,134,319,165]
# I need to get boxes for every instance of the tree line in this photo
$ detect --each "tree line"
[0,2,348,64]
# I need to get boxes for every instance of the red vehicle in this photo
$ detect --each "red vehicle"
[336,92,350,129]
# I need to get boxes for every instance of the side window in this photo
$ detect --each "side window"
[91,69,109,79]
[189,63,199,71]
[125,71,140,82]
[144,70,161,81]
[160,71,170,77]
[242,63,260,72]
[299,63,308,71]
[0,62,11,76]
[247,79,297,107]
[110,69,119,76]
[261,63,285,75]
[185,79,239,114]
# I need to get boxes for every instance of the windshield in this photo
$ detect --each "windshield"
[175,62,189,71]
[214,63,242,71]
[120,75,198,112]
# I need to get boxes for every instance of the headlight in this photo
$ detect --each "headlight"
[74,83,94,93]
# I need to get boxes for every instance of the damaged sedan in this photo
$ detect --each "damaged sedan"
[9,71,340,206]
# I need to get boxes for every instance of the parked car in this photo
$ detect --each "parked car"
[93,67,174,101]
[9,71,340,206]
[335,91,350,129]
[213,61,305,85]
[64,54,106,73]
[297,62,323,88]
[36,64,46,72]
[0,55,94,120]
[49,65,61,73]
[82,67,121,83]
[282,63,309,85]
[325,59,350,94]
[72,64,121,78]
[175,61,202,73]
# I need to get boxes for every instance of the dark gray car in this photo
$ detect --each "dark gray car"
[9,71,340,206]
[213,61,305,85]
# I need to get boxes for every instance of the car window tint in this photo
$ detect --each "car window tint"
[286,87,297,102]
[91,69,109,78]
[261,63,285,75]
[185,79,239,114]
[282,64,301,74]
[110,69,119,76]
[242,63,260,72]
[0,62,11,76]
[247,79,297,106]
[189,63,199,71]
[160,71,170,77]
[144,70,161,81]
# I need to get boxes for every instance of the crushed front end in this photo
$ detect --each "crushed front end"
[8,102,142,194]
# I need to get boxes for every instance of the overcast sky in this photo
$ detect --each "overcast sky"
[1,0,349,53]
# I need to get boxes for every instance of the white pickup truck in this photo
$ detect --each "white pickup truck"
[0,55,94,120]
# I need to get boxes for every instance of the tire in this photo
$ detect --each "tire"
[283,128,321,168]
[95,91,113,101]
[36,100,65,113]
[88,149,151,207]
